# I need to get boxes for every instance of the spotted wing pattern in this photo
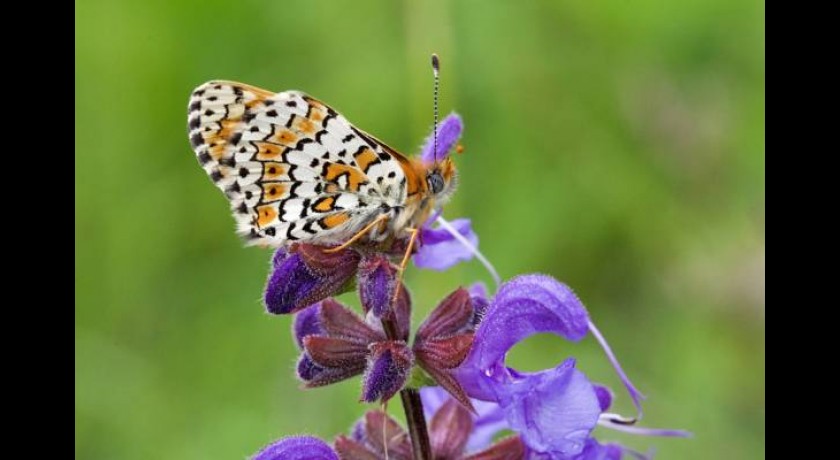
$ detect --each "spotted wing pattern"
[187,81,411,246]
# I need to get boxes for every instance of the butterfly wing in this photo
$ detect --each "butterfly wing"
[187,81,412,247]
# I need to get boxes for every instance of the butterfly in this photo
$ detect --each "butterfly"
[187,80,456,253]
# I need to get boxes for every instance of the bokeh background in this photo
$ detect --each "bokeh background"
[75,0,764,458]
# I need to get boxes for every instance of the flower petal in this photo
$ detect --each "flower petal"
[415,288,474,342]
[420,112,463,163]
[264,245,360,314]
[429,398,474,459]
[391,283,412,342]
[303,336,370,368]
[420,386,507,453]
[495,359,601,457]
[568,439,624,460]
[297,353,366,387]
[272,248,289,268]
[296,354,323,382]
[462,436,525,460]
[414,218,478,271]
[457,274,590,401]
[333,436,380,460]
[469,282,489,300]
[360,341,414,403]
[362,410,413,460]
[252,435,338,460]
[593,385,613,412]
[415,334,474,370]
[357,255,399,317]
[265,252,320,314]
[320,298,384,343]
[293,303,324,349]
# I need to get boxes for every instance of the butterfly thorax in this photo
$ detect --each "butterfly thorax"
[364,155,456,244]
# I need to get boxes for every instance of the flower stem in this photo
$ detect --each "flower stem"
[381,316,433,460]
[399,388,433,460]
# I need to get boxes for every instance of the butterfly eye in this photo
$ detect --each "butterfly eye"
[427,171,445,195]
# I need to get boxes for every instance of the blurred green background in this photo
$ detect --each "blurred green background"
[75,0,764,458]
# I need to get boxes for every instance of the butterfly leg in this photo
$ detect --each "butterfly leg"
[392,227,420,303]
[323,214,389,253]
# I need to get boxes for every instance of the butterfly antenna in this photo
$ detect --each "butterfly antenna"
[431,53,440,163]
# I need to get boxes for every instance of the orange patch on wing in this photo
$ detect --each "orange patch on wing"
[313,196,336,213]
[309,107,325,122]
[354,148,378,172]
[205,120,239,145]
[245,96,268,110]
[256,205,278,228]
[323,163,367,191]
[208,141,227,160]
[222,119,239,132]
[295,117,317,136]
[307,99,326,112]
[321,212,349,229]
[256,143,283,161]
[274,129,298,146]
[263,162,286,180]
[261,183,287,202]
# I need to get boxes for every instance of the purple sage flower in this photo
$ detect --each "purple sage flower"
[414,217,480,271]
[452,274,690,458]
[293,298,413,402]
[421,386,507,454]
[361,340,414,403]
[422,385,682,460]
[256,406,525,460]
[412,287,480,411]
[357,254,400,317]
[421,112,464,163]
[266,243,410,319]
[265,244,361,314]
[293,286,480,408]
[252,435,338,460]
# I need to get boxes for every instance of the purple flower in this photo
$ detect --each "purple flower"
[265,244,361,314]
[361,341,414,403]
[421,386,507,454]
[293,298,412,402]
[357,254,400,317]
[257,407,525,460]
[422,385,683,460]
[415,217,479,271]
[252,435,338,460]
[421,112,463,163]
[266,244,408,319]
[453,274,690,458]
[413,288,478,411]
[293,287,478,407]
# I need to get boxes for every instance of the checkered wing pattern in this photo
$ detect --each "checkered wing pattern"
[187,81,411,246]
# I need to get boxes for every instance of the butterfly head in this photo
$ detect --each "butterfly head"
[425,157,457,205]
